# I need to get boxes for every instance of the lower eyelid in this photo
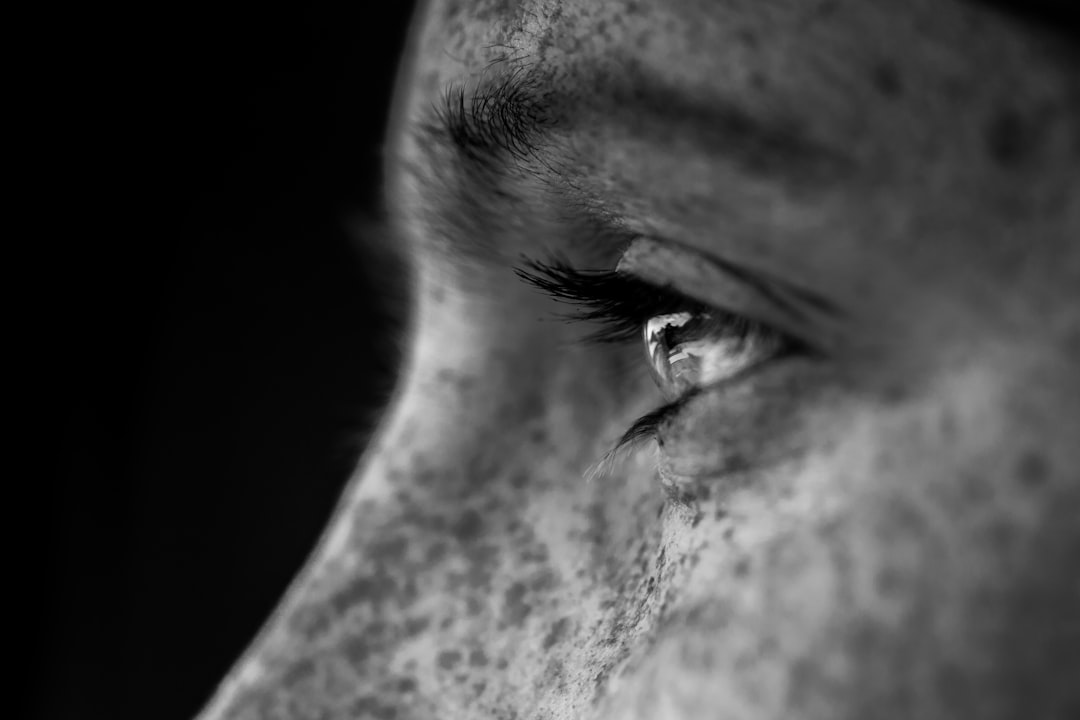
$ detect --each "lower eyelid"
[614,350,800,460]
[650,357,830,478]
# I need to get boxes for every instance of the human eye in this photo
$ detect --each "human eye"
[515,251,812,472]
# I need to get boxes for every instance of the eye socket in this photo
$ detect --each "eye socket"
[514,254,807,458]
[644,311,788,401]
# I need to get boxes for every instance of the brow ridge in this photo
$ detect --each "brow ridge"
[421,64,852,189]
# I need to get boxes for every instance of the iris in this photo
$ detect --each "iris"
[644,311,784,400]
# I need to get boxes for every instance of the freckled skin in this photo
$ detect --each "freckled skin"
[197,1,1080,719]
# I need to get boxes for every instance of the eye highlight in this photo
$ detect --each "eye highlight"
[644,310,785,401]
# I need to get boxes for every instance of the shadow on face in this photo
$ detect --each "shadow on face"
[196,1,1080,719]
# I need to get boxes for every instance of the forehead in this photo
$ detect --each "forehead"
[394,0,1078,346]
[407,0,1065,109]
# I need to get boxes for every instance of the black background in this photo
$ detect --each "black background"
[44,5,416,720]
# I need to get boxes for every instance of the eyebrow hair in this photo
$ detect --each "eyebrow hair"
[430,66,557,176]
[419,65,852,193]
[408,65,855,276]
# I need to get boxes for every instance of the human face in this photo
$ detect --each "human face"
[198,1,1080,718]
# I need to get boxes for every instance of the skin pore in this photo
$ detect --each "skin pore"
[197,1,1079,719]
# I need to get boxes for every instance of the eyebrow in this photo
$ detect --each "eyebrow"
[419,66,852,190]
[414,69,846,319]
[428,67,557,177]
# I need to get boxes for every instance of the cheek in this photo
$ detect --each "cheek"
[653,360,843,508]
[606,368,1080,720]
[201,257,1079,720]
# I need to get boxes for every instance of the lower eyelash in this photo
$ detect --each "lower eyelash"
[613,392,696,449]
[583,393,699,482]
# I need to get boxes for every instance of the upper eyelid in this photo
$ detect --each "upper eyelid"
[619,237,841,319]
[618,237,843,355]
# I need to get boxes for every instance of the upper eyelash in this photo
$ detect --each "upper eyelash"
[514,256,753,343]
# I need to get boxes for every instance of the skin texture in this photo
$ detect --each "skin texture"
[197,1,1080,718]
